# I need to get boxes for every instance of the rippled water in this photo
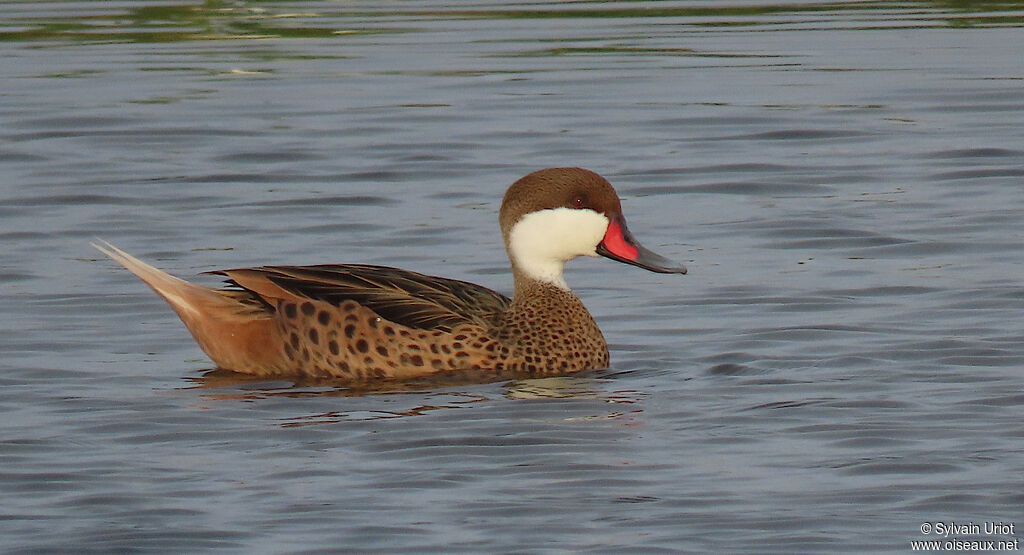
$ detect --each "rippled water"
[3,1,1024,552]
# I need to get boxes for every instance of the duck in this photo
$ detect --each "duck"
[95,167,686,380]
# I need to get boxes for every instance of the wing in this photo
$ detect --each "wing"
[208,264,511,332]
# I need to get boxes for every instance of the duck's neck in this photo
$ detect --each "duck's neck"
[512,267,566,299]
[509,253,570,292]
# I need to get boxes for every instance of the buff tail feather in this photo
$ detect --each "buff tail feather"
[93,240,284,375]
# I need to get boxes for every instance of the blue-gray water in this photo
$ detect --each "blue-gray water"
[2,1,1024,552]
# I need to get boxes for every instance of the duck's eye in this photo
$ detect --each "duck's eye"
[572,196,585,208]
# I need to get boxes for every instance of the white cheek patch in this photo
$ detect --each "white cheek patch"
[508,207,609,289]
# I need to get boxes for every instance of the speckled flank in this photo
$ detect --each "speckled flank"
[274,283,607,379]
[276,298,499,379]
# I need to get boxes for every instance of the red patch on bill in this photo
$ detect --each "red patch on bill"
[601,219,638,260]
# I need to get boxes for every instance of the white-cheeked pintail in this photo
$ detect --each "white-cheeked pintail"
[95,168,687,380]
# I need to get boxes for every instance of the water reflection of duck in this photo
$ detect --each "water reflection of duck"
[96,168,686,380]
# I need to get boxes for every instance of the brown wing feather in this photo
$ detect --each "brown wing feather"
[209,264,510,332]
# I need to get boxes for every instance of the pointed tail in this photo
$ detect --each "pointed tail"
[93,240,284,375]
[92,239,212,321]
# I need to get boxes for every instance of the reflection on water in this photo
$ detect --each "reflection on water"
[276,392,491,425]
[185,370,641,424]
[188,367,609,395]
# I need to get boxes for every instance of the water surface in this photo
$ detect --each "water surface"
[2,1,1024,552]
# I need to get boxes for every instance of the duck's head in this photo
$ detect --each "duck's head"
[499,167,687,290]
